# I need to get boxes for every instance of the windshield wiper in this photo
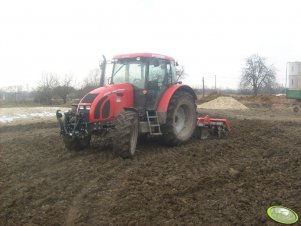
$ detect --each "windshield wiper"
[113,64,125,76]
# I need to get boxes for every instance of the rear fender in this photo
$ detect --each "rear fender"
[156,84,196,112]
[156,84,197,124]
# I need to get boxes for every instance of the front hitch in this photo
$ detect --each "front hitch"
[56,109,90,139]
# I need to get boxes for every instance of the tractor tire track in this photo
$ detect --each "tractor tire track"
[64,162,131,225]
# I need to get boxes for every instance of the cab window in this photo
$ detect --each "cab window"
[112,58,146,89]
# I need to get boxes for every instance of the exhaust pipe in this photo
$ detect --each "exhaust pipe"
[99,55,107,87]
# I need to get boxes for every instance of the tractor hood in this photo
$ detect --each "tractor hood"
[78,83,134,123]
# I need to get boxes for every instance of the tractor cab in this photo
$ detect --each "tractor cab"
[111,53,178,111]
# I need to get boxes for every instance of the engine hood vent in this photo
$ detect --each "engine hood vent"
[81,93,98,103]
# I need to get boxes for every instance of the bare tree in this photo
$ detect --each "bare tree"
[83,69,101,87]
[240,54,276,96]
[54,74,74,104]
[176,65,187,81]
[35,73,59,104]
[77,69,101,97]
[39,73,59,89]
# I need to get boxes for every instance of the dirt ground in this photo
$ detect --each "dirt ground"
[0,103,301,225]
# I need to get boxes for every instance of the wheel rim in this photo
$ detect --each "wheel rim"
[174,106,186,133]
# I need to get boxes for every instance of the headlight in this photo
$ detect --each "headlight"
[85,106,91,110]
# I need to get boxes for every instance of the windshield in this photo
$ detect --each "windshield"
[112,58,146,89]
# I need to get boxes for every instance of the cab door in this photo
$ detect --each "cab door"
[127,61,147,110]
[146,58,174,110]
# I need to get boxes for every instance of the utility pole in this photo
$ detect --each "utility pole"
[202,77,205,97]
[285,62,288,89]
[214,75,216,91]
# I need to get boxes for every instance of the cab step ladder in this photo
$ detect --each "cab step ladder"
[146,111,162,135]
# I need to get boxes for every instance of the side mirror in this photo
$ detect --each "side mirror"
[175,61,179,66]
[176,65,185,81]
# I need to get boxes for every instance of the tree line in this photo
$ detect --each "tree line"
[33,69,101,105]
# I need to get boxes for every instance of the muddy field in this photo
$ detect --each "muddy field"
[0,107,301,225]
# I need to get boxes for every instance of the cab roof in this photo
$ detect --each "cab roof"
[113,53,175,61]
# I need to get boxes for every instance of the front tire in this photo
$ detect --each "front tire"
[162,91,196,146]
[113,110,139,158]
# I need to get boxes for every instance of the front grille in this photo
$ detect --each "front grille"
[102,100,110,119]
[94,96,108,119]
[78,109,90,122]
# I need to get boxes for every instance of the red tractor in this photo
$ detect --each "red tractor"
[56,53,230,158]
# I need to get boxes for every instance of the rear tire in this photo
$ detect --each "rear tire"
[113,110,139,158]
[63,135,91,151]
[162,91,197,145]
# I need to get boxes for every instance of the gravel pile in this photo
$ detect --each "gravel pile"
[197,96,248,110]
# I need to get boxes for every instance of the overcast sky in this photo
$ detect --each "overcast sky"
[0,0,300,90]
